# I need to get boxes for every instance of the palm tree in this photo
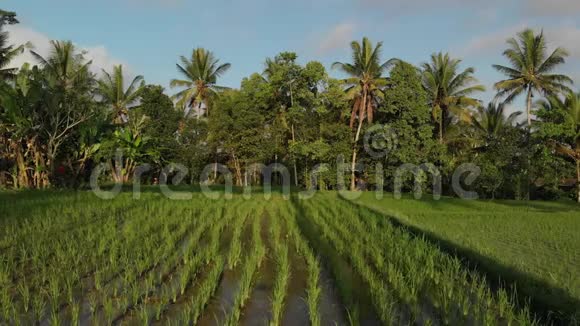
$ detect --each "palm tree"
[31,40,93,90]
[31,41,94,175]
[97,65,145,124]
[332,37,398,191]
[493,29,573,128]
[0,24,24,81]
[473,102,522,142]
[170,48,231,117]
[421,52,485,144]
[536,92,580,202]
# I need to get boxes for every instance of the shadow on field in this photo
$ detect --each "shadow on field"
[340,196,580,326]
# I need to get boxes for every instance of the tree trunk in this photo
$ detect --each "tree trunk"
[291,123,299,187]
[14,142,28,188]
[350,91,367,191]
[526,87,533,128]
[524,87,533,201]
[439,110,444,144]
[232,153,243,187]
[213,149,218,183]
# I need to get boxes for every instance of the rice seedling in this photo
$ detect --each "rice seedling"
[0,189,558,325]
[269,214,290,326]
[225,213,266,326]
[70,300,80,326]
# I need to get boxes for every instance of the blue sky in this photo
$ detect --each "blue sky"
[5,0,580,107]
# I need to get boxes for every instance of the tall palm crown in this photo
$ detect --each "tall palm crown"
[472,102,522,141]
[332,37,397,129]
[0,25,24,81]
[421,52,485,143]
[31,40,93,90]
[97,65,145,124]
[170,48,231,117]
[493,29,573,127]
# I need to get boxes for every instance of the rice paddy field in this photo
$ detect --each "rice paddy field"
[351,193,580,324]
[0,188,578,325]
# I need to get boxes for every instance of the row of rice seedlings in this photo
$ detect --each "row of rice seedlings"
[0,193,218,324]
[15,201,167,291]
[107,202,232,324]
[6,202,129,285]
[316,198,416,321]
[318,198,480,323]
[227,211,248,270]
[186,255,226,323]
[2,202,156,324]
[0,192,134,251]
[185,204,258,324]
[321,197,463,322]
[61,207,204,325]
[276,204,322,326]
[224,211,266,326]
[314,195,539,325]
[137,199,254,324]
[268,209,290,326]
[300,198,396,325]
[41,200,213,325]
[291,198,369,325]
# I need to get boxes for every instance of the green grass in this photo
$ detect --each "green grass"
[351,192,580,321]
[0,188,572,324]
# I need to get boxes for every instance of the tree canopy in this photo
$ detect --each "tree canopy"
[0,10,578,201]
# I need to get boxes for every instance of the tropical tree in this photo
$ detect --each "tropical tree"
[170,48,231,117]
[0,26,24,81]
[30,40,96,175]
[493,29,572,128]
[97,65,145,124]
[536,92,580,202]
[31,40,93,90]
[97,113,158,183]
[332,37,397,191]
[0,9,18,25]
[472,102,522,143]
[0,64,47,188]
[421,52,485,143]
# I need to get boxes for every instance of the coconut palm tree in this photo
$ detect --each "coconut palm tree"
[536,92,580,202]
[0,9,18,25]
[97,65,145,124]
[170,48,231,117]
[473,102,522,142]
[30,41,95,175]
[421,52,485,144]
[0,25,24,81]
[493,29,573,128]
[31,40,93,90]
[332,37,398,191]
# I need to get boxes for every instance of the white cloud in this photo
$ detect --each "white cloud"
[5,24,128,77]
[459,24,580,87]
[356,0,579,19]
[356,0,501,16]
[524,0,580,16]
[316,23,356,55]
[543,25,580,58]
[460,24,580,58]
[459,24,526,56]
[123,0,183,8]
